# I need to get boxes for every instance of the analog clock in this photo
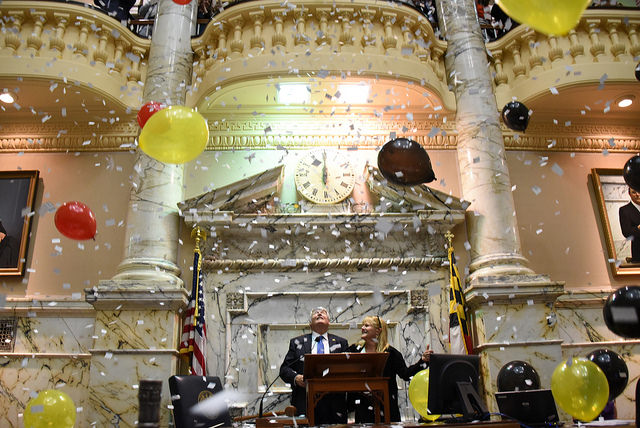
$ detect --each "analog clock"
[294,149,356,204]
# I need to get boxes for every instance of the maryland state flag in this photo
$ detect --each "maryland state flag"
[448,244,473,354]
[179,238,207,376]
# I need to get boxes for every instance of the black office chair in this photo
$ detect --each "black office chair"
[168,375,232,428]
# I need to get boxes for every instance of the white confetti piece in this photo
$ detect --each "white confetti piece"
[551,163,564,176]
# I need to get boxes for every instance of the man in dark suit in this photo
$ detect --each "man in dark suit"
[619,187,640,263]
[279,307,348,423]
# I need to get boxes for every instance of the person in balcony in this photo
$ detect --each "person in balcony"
[94,0,136,24]
[490,2,519,38]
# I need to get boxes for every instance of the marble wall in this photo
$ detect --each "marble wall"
[203,269,447,417]
[0,303,94,428]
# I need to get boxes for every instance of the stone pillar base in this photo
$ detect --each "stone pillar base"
[85,280,189,426]
[464,274,568,421]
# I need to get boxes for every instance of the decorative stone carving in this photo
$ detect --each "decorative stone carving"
[408,289,429,313]
[226,292,247,314]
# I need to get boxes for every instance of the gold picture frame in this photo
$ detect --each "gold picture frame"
[0,170,39,277]
[591,168,640,276]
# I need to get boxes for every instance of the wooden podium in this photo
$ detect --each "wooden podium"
[303,353,390,426]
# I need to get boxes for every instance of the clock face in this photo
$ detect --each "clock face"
[294,149,356,204]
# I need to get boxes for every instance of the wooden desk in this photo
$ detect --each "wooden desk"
[306,376,390,425]
[255,416,309,428]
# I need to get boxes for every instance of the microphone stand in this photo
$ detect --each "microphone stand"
[259,375,282,418]
[259,354,304,418]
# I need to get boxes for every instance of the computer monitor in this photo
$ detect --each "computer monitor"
[427,353,489,421]
[495,389,560,426]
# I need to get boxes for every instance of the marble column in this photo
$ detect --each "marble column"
[434,1,567,419]
[113,0,196,286]
[435,0,533,281]
[85,1,195,425]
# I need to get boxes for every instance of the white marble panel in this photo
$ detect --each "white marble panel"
[93,310,181,350]
[87,352,178,427]
[475,303,558,344]
[14,315,94,353]
[206,219,446,261]
[0,355,89,428]
[555,304,621,343]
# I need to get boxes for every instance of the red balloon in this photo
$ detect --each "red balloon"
[172,0,192,4]
[54,201,97,240]
[137,101,165,128]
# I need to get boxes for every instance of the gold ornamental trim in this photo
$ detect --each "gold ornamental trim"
[203,256,447,272]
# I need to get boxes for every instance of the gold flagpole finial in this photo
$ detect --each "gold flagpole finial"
[191,226,208,252]
[445,231,454,249]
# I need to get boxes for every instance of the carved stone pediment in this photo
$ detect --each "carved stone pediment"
[178,165,466,268]
[366,165,469,213]
[178,164,284,219]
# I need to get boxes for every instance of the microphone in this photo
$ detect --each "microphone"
[259,354,304,418]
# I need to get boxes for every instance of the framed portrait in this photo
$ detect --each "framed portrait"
[591,168,640,276]
[0,170,39,276]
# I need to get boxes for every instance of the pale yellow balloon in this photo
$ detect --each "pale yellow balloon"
[551,358,609,422]
[139,105,209,164]
[496,0,591,35]
[23,389,76,428]
[408,369,440,421]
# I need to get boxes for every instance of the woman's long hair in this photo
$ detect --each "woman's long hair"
[357,315,390,352]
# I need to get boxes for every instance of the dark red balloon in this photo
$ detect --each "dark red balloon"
[501,101,530,132]
[496,360,541,392]
[603,286,640,339]
[377,138,436,186]
[137,101,165,128]
[623,155,640,192]
[54,201,97,240]
[172,0,192,4]
[586,349,629,400]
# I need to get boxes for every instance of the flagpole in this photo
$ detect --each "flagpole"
[445,230,454,252]
[191,227,207,323]
[179,226,208,375]
[445,230,473,354]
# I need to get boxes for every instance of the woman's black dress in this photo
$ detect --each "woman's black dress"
[346,343,428,423]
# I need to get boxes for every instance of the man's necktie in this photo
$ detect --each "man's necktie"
[315,335,324,354]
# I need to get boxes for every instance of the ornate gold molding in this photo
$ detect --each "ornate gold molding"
[203,256,446,272]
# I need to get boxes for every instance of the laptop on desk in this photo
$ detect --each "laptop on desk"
[495,389,562,427]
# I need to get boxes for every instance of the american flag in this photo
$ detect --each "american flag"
[448,243,473,355]
[179,248,207,375]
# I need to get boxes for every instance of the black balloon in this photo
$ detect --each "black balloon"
[501,101,530,132]
[586,349,629,400]
[603,286,640,339]
[496,360,541,392]
[377,138,436,186]
[623,155,640,192]
[635,62,640,81]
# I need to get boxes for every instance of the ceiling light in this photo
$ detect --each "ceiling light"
[617,95,635,108]
[337,84,370,104]
[0,92,15,104]
[277,84,310,105]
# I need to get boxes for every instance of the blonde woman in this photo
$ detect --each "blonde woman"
[346,315,433,423]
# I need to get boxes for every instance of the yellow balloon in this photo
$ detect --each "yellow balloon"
[408,369,440,421]
[23,389,76,428]
[139,105,209,164]
[496,0,590,35]
[551,358,609,422]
